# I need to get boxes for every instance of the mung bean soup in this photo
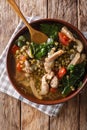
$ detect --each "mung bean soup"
[10,23,86,100]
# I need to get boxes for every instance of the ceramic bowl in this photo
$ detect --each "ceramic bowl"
[6,19,87,104]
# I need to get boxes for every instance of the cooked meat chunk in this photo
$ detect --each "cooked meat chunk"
[40,75,49,95]
[46,50,64,62]
[68,53,80,67]
[50,76,59,88]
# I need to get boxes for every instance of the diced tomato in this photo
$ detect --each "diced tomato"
[11,45,19,54]
[50,88,57,93]
[58,67,67,79]
[20,55,26,62]
[16,62,22,71]
[58,32,71,46]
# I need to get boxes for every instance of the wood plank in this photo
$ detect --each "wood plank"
[20,1,49,130]
[48,0,77,26]
[49,98,79,130]
[0,0,20,130]
[0,0,19,54]
[79,89,87,130]
[0,0,86,129]
[48,0,79,130]
[0,93,20,130]
[78,0,87,31]
[20,0,47,18]
[21,103,49,130]
[78,0,87,130]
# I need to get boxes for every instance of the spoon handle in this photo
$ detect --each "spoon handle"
[7,0,33,31]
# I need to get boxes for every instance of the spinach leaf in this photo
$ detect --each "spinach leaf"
[40,24,61,40]
[30,23,62,59]
[30,38,54,59]
[30,42,39,55]
[16,35,26,47]
[61,62,86,97]
[35,46,47,59]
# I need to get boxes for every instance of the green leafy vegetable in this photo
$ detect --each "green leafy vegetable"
[16,35,26,47]
[35,47,47,59]
[62,86,72,96]
[17,40,25,47]
[61,62,86,97]
[30,38,54,59]
[18,35,26,42]
[40,23,62,40]
[29,24,62,59]
[30,42,39,55]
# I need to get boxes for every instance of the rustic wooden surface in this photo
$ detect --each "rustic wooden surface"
[0,0,87,130]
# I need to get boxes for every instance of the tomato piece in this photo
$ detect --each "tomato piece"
[16,62,22,71]
[58,67,67,79]
[20,55,26,62]
[11,45,19,54]
[50,88,57,93]
[58,32,71,46]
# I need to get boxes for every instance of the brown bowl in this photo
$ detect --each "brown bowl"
[6,18,87,105]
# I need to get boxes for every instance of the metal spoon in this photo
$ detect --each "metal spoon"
[7,0,48,44]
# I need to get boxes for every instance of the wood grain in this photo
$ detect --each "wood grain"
[20,0,47,18]
[78,0,87,130]
[0,0,87,130]
[20,1,49,130]
[78,0,87,31]
[21,103,49,130]
[0,0,19,54]
[48,0,77,26]
[48,0,79,130]
[80,89,87,130]
[0,93,20,130]
[50,98,79,130]
[0,0,20,130]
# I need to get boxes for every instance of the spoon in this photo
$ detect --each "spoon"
[7,0,48,44]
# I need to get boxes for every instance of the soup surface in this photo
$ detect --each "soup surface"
[11,23,86,100]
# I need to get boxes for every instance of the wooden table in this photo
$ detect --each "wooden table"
[0,0,87,130]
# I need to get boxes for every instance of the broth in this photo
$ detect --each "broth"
[10,23,86,100]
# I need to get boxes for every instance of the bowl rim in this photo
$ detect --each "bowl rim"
[6,18,87,105]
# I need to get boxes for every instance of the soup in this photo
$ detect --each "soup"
[10,23,86,100]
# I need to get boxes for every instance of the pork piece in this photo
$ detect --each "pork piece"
[44,61,54,73]
[61,26,75,40]
[40,71,59,95]
[75,39,83,53]
[50,76,59,88]
[42,49,64,94]
[44,50,64,73]
[46,71,54,80]
[40,75,49,95]
[78,53,86,63]
[44,48,56,73]
[46,50,64,62]
[40,71,55,95]
[61,26,83,53]
[68,53,80,67]
[48,47,56,57]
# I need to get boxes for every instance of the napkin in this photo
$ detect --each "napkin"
[0,16,87,117]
